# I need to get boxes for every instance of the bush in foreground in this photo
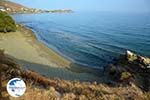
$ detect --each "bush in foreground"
[0,11,16,32]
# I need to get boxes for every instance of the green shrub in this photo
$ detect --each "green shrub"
[120,71,132,80]
[0,11,16,32]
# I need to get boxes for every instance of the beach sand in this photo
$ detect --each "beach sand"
[0,25,102,82]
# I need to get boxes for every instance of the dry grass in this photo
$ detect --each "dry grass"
[6,81,149,100]
[0,50,150,100]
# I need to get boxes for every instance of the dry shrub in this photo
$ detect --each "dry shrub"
[0,50,149,100]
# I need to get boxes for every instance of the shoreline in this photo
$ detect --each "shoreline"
[18,25,71,68]
[0,24,103,82]
[22,25,103,71]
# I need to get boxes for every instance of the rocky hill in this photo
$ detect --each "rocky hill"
[0,0,72,14]
[0,0,28,13]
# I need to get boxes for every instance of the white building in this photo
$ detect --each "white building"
[0,6,6,12]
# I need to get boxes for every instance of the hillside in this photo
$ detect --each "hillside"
[0,0,72,13]
[0,49,150,100]
[0,0,28,13]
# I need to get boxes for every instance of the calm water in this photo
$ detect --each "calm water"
[12,12,150,69]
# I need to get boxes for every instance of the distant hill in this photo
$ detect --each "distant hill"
[0,0,28,13]
[0,0,72,13]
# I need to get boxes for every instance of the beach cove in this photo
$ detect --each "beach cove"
[0,25,102,82]
[0,0,150,99]
[12,12,150,69]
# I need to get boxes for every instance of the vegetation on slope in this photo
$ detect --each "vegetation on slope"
[0,49,150,100]
[0,11,16,32]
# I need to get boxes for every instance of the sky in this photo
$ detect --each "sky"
[11,0,150,13]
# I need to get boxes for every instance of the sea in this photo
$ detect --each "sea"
[12,11,150,69]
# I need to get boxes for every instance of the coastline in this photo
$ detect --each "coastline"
[0,24,102,82]
[0,1,150,99]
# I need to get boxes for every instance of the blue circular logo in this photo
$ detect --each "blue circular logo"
[7,78,26,97]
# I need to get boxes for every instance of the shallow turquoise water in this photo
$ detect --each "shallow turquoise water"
[12,12,150,68]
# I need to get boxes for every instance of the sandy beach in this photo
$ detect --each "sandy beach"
[0,25,102,82]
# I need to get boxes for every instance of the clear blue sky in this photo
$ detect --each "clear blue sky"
[11,0,150,13]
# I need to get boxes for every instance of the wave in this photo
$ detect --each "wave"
[76,48,112,63]
[87,43,123,55]
[12,12,150,68]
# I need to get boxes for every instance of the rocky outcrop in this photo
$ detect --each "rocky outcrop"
[104,50,150,91]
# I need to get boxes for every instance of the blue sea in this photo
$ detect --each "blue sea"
[12,11,150,69]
